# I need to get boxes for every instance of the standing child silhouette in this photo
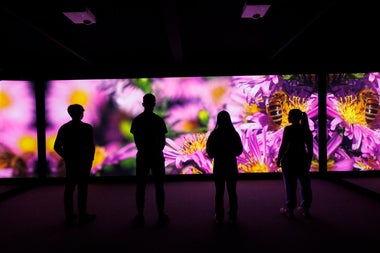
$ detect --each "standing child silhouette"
[206,110,243,226]
[276,108,313,218]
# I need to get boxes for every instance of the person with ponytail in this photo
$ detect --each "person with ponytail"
[276,108,313,218]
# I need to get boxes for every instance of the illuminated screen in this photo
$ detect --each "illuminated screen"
[45,75,319,177]
[0,81,37,178]
[327,72,380,171]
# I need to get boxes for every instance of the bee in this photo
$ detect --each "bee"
[0,143,28,177]
[360,89,380,124]
[267,91,288,126]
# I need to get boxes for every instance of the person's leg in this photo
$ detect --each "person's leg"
[152,158,166,215]
[214,174,225,223]
[226,177,238,222]
[298,170,312,216]
[77,179,88,216]
[281,166,297,215]
[64,176,76,222]
[152,156,169,226]
[134,155,149,225]
[64,162,77,223]
[77,166,90,216]
[77,162,96,224]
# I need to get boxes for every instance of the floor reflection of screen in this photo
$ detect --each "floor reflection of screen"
[45,75,319,177]
[0,81,37,178]
[327,72,380,171]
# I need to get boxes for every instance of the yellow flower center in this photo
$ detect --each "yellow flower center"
[70,90,89,106]
[288,96,308,112]
[243,103,261,123]
[19,135,37,153]
[46,135,57,153]
[238,156,270,173]
[180,133,207,154]
[338,96,366,125]
[181,167,202,174]
[275,96,310,128]
[92,146,106,170]
[211,86,226,103]
[356,160,373,171]
[326,159,335,172]
[0,91,11,109]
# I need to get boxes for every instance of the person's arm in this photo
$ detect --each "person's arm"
[276,128,289,167]
[234,131,243,157]
[159,119,167,151]
[130,119,141,150]
[54,128,65,159]
[89,125,96,160]
[206,132,215,159]
[305,130,313,166]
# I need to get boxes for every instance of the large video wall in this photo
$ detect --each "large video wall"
[3,72,379,178]
[43,75,319,177]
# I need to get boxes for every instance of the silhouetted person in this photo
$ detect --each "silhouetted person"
[130,93,169,227]
[206,110,243,226]
[276,108,313,219]
[54,104,96,225]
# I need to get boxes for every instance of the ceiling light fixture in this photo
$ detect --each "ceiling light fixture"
[241,3,271,20]
[63,8,96,25]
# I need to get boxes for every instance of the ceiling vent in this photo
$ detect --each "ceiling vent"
[63,8,96,25]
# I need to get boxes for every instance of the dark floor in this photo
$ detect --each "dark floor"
[1,176,380,253]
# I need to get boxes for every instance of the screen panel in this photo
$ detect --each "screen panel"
[327,72,380,171]
[0,80,37,178]
[45,75,319,177]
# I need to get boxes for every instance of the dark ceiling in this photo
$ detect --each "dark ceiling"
[1,0,379,80]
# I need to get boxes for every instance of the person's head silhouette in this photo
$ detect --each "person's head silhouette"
[142,93,156,112]
[216,110,234,129]
[288,108,303,124]
[67,104,84,121]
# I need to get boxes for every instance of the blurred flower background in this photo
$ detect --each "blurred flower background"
[1,74,329,177]
[0,81,37,178]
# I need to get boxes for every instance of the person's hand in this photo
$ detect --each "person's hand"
[305,156,312,168]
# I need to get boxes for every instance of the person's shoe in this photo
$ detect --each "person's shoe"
[215,218,223,226]
[133,214,145,228]
[296,206,311,219]
[65,213,78,225]
[228,213,238,226]
[215,214,224,227]
[78,213,96,225]
[156,213,169,228]
[280,207,294,219]
[229,218,238,226]
[302,210,311,219]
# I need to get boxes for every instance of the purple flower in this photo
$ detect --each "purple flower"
[232,75,279,99]
[238,128,279,173]
[164,133,212,174]
[109,82,146,118]
[46,79,109,128]
[166,102,206,133]
[325,90,380,170]
[151,77,206,101]
[0,81,35,130]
